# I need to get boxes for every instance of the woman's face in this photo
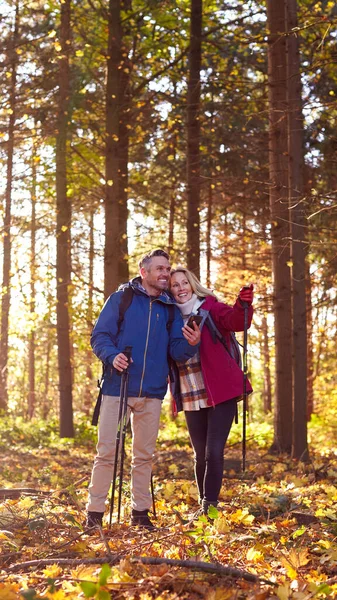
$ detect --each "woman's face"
[170,272,193,304]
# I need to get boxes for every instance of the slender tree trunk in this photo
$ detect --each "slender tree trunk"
[0,0,19,411]
[286,0,308,460]
[84,207,95,416]
[104,0,122,297]
[42,325,52,421]
[117,0,132,284]
[186,0,202,277]
[168,127,177,254]
[262,312,272,413]
[206,180,213,288]
[267,0,293,454]
[56,0,74,437]
[306,261,314,418]
[28,135,37,419]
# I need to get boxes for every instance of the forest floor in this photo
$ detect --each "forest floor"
[0,412,337,600]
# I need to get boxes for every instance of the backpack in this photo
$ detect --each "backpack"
[92,286,175,425]
[197,307,242,369]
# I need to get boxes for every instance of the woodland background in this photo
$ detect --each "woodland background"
[1,1,337,598]
[0,0,336,454]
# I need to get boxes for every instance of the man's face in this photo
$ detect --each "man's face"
[140,256,171,296]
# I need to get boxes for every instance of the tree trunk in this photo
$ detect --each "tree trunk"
[118,0,132,284]
[286,0,309,461]
[0,0,19,412]
[266,0,293,454]
[28,135,37,419]
[186,0,202,278]
[104,0,122,297]
[261,312,272,413]
[306,261,314,418]
[84,207,95,416]
[56,0,74,438]
[206,179,213,288]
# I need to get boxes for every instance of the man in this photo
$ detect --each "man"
[86,249,200,529]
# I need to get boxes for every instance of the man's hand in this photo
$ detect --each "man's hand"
[239,284,254,305]
[182,321,201,346]
[113,352,132,372]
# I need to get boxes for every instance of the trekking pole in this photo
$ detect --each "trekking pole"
[242,301,249,472]
[109,346,132,527]
[150,473,156,519]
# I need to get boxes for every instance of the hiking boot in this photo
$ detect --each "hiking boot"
[202,499,218,520]
[131,509,155,530]
[86,511,104,527]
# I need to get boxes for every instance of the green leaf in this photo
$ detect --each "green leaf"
[292,525,306,539]
[98,563,112,586]
[98,591,111,600]
[315,584,332,596]
[80,582,98,598]
[207,505,219,520]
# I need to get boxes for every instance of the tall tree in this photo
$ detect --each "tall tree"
[286,0,309,460]
[28,132,38,419]
[56,0,74,437]
[104,0,123,297]
[186,0,202,277]
[266,0,293,453]
[0,0,19,412]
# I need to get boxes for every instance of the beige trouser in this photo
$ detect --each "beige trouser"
[87,394,162,513]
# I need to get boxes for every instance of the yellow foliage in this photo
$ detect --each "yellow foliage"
[276,583,291,600]
[229,508,255,526]
[0,583,20,600]
[246,547,264,563]
[43,563,63,578]
[281,548,310,579]
[215,516,230,534]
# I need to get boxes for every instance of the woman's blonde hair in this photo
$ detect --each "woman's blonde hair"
[170,266,217,299]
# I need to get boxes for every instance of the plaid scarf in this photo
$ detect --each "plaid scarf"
[176,349,208,411]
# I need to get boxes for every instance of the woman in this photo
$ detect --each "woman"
[170,267,254,516]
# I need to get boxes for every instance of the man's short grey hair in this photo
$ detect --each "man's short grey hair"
[139,249,170,270]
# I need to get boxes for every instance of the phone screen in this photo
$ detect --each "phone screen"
[186,315,203,328]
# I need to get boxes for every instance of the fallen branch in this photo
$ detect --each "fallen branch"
[7,555,276,585]
[0,488,50,500]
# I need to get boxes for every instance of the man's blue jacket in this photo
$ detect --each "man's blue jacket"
[91,277,198,399]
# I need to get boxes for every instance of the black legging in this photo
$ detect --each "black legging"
[184,399,237,503]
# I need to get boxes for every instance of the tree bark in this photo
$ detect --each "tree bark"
[305,260,314,418]
[104,0,122,297]
[84,207,95,416]
[56,0,74,437]
[117,0,132,284]
[286,0,309,461]
[0,0,19,412]
[266,0,293,453]
[28,134,37,419]
[206,179,213,288]
[186,0,202,278]
[261,312,272,413]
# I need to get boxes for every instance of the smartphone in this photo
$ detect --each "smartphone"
[186,315,203,328]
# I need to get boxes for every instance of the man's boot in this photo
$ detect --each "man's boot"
[86,511,104,527]
[131,509,155,530]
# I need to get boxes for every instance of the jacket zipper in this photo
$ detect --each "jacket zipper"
[139,299,153,397]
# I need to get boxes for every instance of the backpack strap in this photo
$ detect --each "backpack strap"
[92,288,175,426]
[197,307,242,369]
[116,285,134,335]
